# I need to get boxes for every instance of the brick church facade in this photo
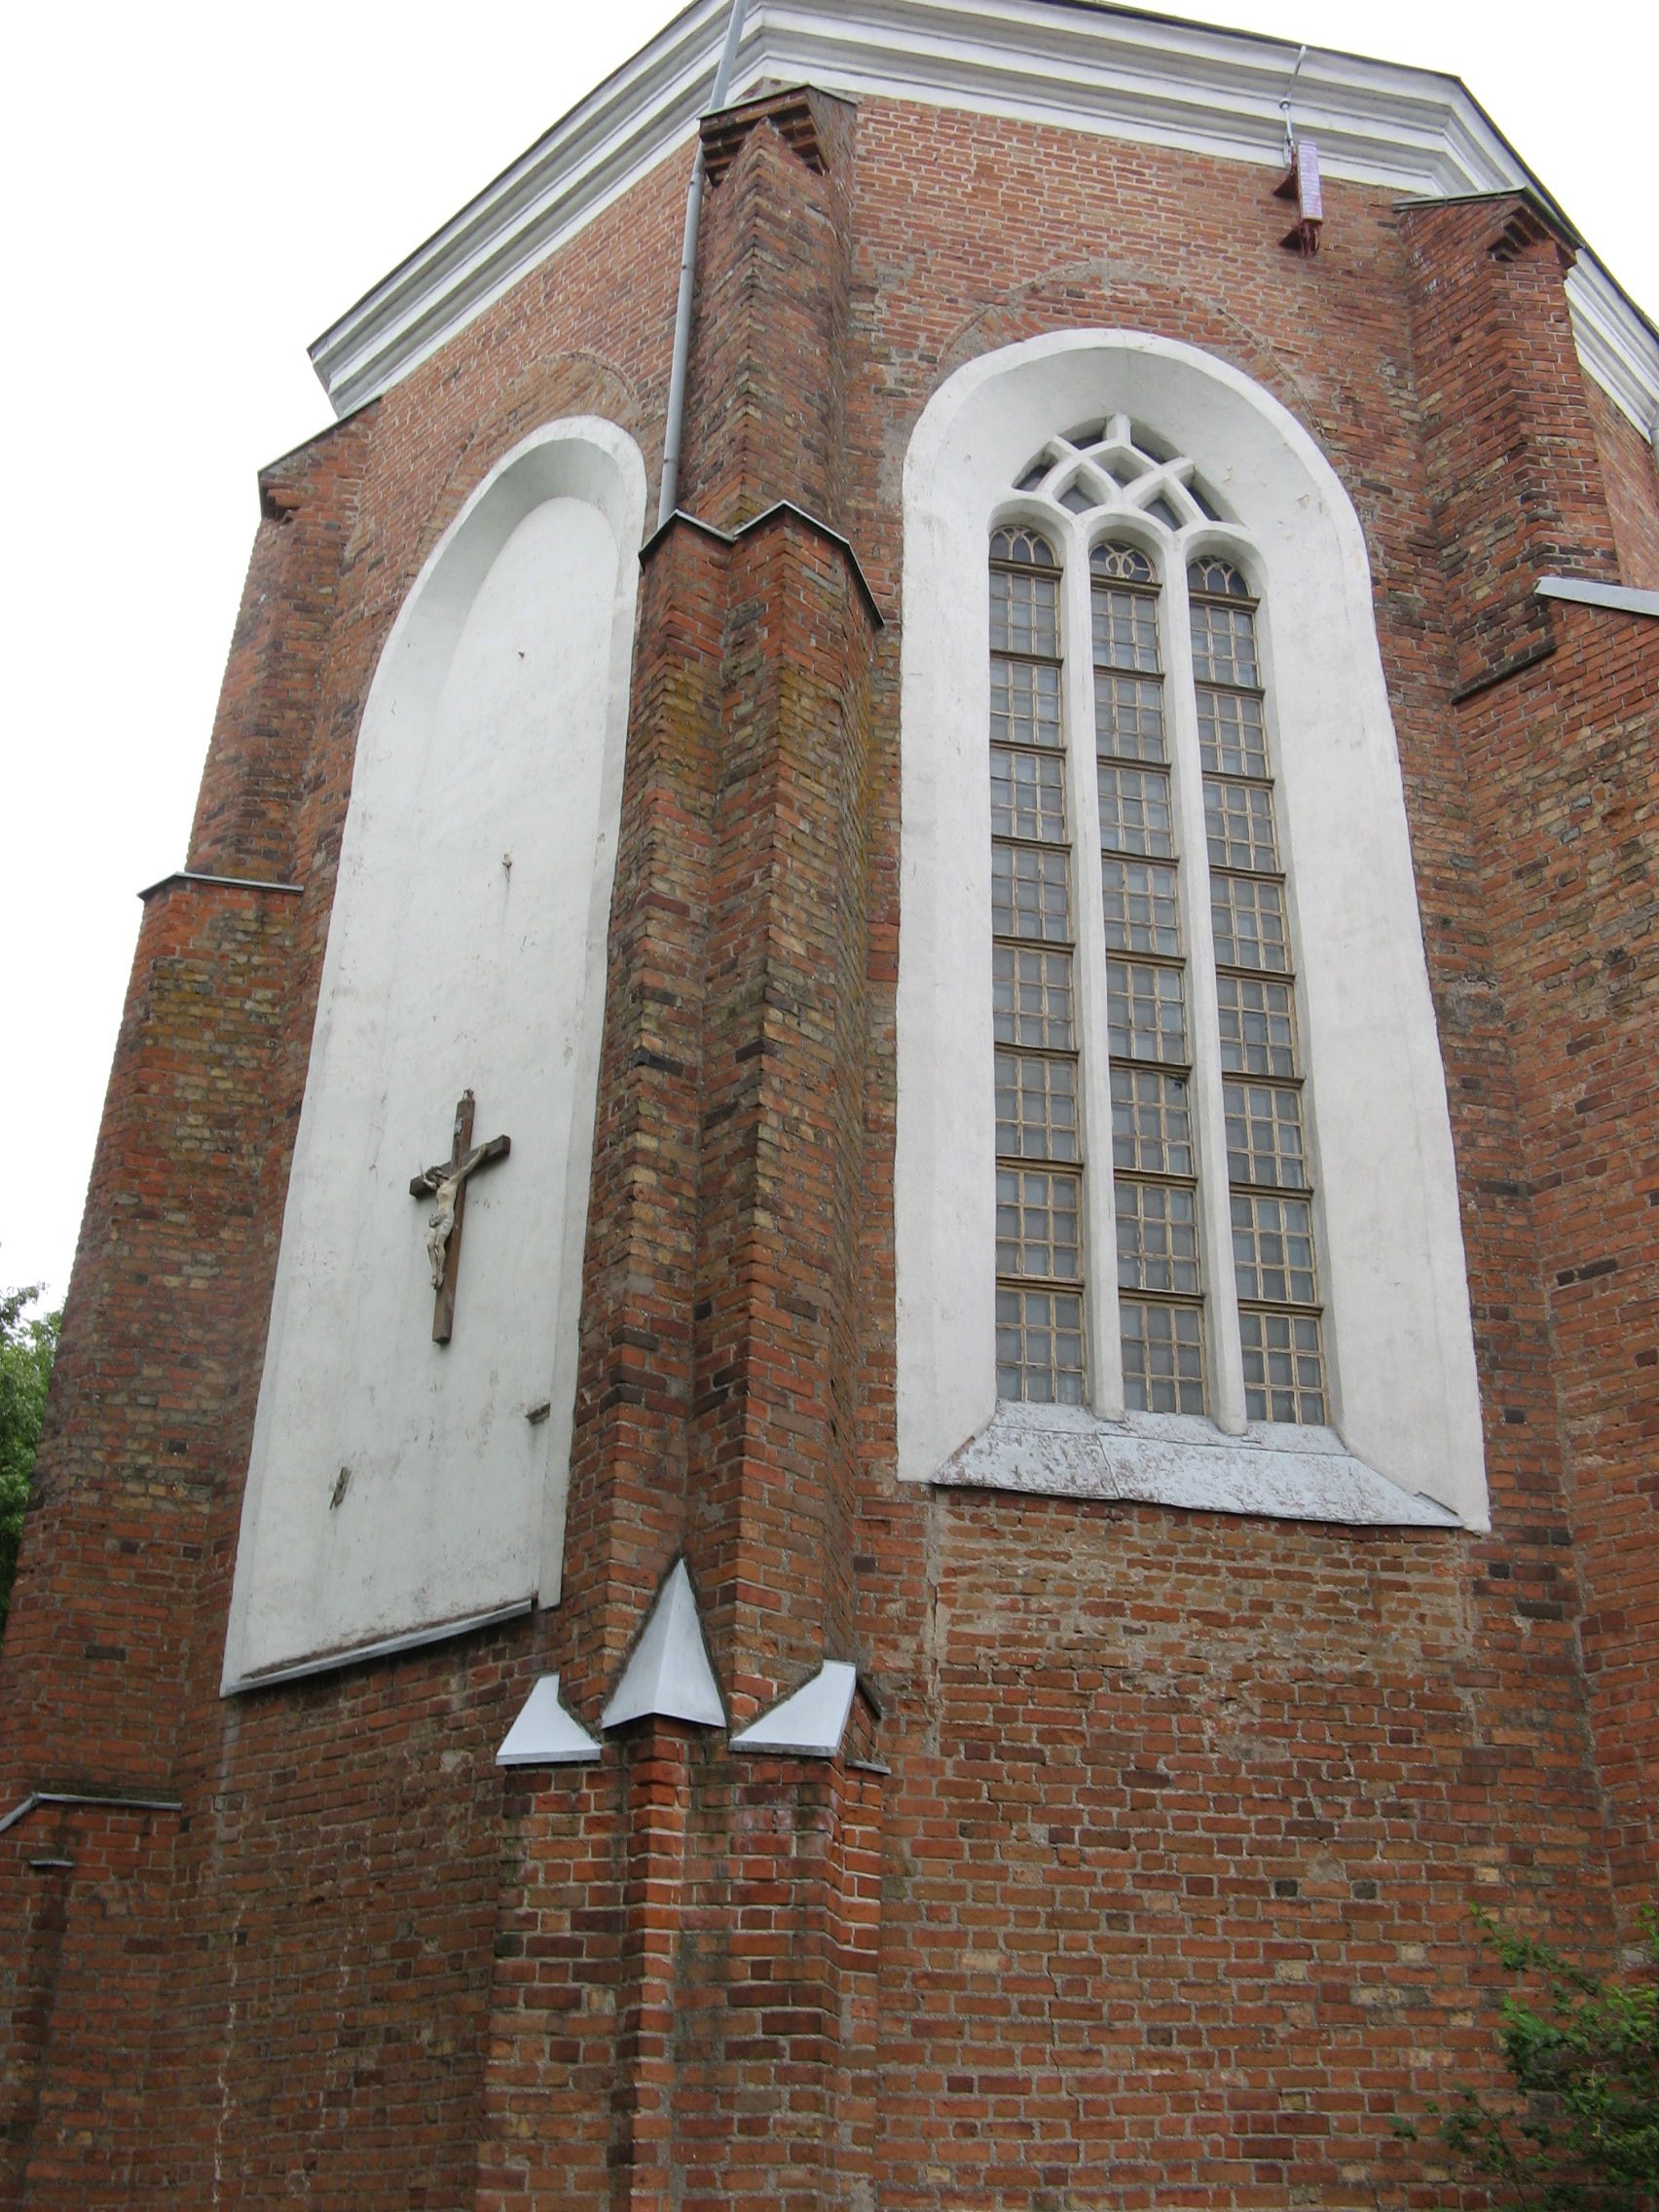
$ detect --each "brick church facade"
[3,3,1655,2204]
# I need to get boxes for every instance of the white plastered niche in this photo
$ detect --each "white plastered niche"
[896,331,1489,1530]
[223,417,646,1690]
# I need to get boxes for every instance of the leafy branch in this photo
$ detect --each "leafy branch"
[0,1282,60,1637]
[1397,1905,1658,2212]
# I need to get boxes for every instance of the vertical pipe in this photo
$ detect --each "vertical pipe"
[658,0,749,529]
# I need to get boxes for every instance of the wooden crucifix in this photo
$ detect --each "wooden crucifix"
[409,1090,511,1345]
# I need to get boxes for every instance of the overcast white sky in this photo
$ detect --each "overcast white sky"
[3,0,1653,1309]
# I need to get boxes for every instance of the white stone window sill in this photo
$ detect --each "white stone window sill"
[934,1400,1463,1528]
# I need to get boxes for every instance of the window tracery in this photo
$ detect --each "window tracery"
[988,417,1328,1427]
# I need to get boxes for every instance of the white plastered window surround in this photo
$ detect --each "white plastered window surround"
[897,332,1488,1530]
[223,418,647,1692]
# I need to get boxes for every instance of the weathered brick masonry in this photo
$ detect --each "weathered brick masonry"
[1,45,1654,2210]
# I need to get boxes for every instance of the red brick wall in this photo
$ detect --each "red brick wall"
[870,1497,1606,2206]
[1586,379,1659,588]
[0,1804,178,2208]
[0,153,694,2190]
[131,1640,517,2206]
[1,82,1652,2207]
[1,880,303,1792]
[1453,604,1659,1903]
[685,91,858,530]
[561,95,878,1722]
[1398,196,1620,694]
[189,419,376,881]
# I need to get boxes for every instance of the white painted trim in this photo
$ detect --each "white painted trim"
[307,0,1657,436]
[223,1600,535,1696]
[897,330,1490,1530]
[939,1402,1462,1526]
[1537,574,1659,618]
[1566,270,1659,444]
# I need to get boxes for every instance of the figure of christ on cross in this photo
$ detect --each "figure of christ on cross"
[409,1090,511,1344]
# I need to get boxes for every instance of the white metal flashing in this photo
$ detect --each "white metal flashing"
[729,1661,859,1756]
[497,1674,604,1765]
[1537,574,1659,618]
[308,0,1658,435]
[222,1598,535,1696]
[602,1560,726,1731]
[0,1790,184,1837]
[136,868,303,902]
[937,1402,1462,1526]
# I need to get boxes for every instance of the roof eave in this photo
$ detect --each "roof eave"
[306,0,1658,439]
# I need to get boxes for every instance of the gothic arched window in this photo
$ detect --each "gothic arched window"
[988,422,1326,1431]
[903,333,1487,1530]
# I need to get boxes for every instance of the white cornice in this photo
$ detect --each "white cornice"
[1566,269,1659,448]
[309,0,1659,438]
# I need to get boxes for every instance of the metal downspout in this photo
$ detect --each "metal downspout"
[657,0,749,529]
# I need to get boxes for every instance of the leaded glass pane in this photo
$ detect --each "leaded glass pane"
[1090,541,1155,582]
[1101,857,1180,956]
[992,843,1072,942]
[1188,556,1249,598]
[1091,587,1160,673]
[997,1286,1086,1404]
[996,1051,1080,1162]
[991,656,1062,749]
[1232,1193,1318,1306]
[1239,1309,1326,1423]
[993,944,1075,1050]
[990,527,1057,568]
[1197,685,1269,777]
[1211,872,1289,973]
[991,565,1060,656]
[992,746,1067,842]
[1108,958,1187,1062]
[1223,1080,1307,1190]
[1121,1300,1205,1415]
[1217,974,1297,1077]
[996,1168,1083,1282]
[1117,1180,1200,1296]
[1111,1066,1195,1178]
[1190,597,1259,686]
[1204,777,1277,871]
[1095,674,1165,762]
[1098,764,1174,858]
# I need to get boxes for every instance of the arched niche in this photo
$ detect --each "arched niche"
[224,418,646,1689]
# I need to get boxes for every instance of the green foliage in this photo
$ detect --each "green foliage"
[1406,1906,1659,2212]
[0,1284,59,1637]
